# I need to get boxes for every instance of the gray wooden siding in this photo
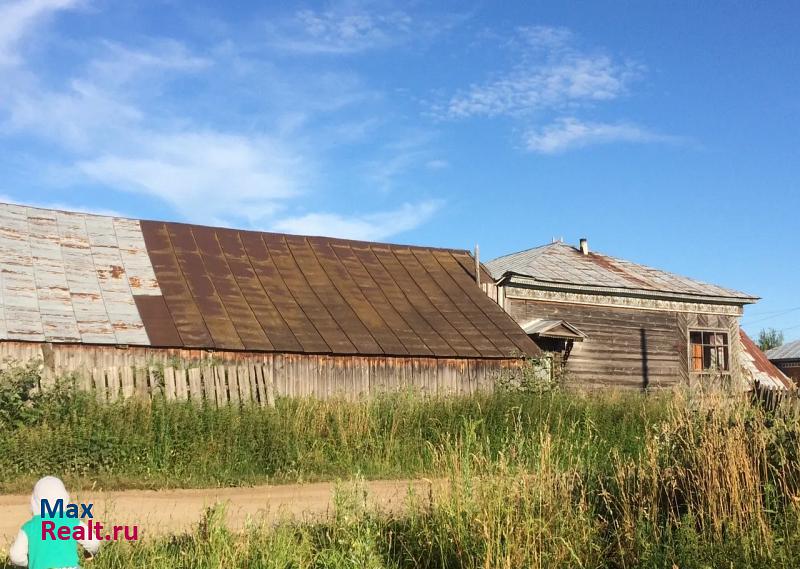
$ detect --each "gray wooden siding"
[506,298,740,388]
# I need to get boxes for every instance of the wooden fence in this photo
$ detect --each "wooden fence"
[1,341,517,406]
[751,381,799,413]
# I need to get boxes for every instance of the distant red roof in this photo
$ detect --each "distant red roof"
[739,330,794,390]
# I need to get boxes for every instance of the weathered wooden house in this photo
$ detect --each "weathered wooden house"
[0,203,538,404]
[486,239,792,390]
[767,340,800,384]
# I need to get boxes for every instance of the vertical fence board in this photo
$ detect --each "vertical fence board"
[106,367,120,400]
[188,367,202,403]
[164,367,176,400]
[92,368,106,401]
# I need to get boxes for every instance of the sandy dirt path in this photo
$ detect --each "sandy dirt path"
[0,479,439,545]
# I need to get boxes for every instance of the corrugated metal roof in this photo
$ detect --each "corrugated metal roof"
[487,242,756,302]
[767,339,800,361]
[0,202,538,359]
[739,330,794,390]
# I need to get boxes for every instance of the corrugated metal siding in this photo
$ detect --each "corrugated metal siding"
[139,221,538,358]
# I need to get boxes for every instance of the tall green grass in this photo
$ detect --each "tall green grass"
[0,363,663,491]
[5,390,800,568]
[5,363,800,566]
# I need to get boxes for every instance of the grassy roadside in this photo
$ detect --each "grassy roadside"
[0,363,662,492]
[5,363,800,566]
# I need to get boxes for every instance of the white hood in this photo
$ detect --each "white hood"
[30,476,70,516]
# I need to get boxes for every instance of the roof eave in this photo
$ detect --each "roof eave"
[503,274,759,306]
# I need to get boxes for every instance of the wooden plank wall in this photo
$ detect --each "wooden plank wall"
[0,341,515,405]
[506,298,741,389]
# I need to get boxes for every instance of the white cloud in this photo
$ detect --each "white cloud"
[267,7,412,55]
[272,200,442,241]
[524,117,670,154]
[0,0,79,65]
[0,4,447,241]
[78,131,306,226]
[444,38,640,119]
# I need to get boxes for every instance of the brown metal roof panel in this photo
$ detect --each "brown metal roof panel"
[190,227,272,351]
[134,294,182,347]
[310,238,408,356]
[139,221,211,348]
[405,248,503,357]
[287,236,382,355]
[329,244,431,356]
[373,247,481,357]
[164,223,246,351]
[442,251,540,356]
[264,233,355,354]
[351,245,455,356]
[240,232,330,353]
[369,246,475,357]
[217,230,300,353]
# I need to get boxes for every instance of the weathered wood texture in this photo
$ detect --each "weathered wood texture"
[775,362,800,384]
[0,341,515,405]
[506,298,743,389]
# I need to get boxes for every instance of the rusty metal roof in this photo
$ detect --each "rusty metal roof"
[739,330,794,390]
[0,202,538,358]
[487,242,757,303]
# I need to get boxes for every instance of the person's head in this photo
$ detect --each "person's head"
[30,476,70,516]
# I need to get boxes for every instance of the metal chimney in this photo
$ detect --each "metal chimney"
[579,238,589,256]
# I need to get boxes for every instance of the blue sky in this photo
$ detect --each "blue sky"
[0,0,798,340]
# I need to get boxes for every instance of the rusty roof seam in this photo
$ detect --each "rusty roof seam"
[412,248,502,357]
[328,243,424,356]
[265,233,336,353]
[358,244,450,355]
[328,240,411,354]
[286,234,361,352]
[445,254,520,354]
[304,237,391,355]
[294,235,379,354]
[392,248,477,355]
[249,232,325,352]
[69,211,114,342]
[161,223,214,348]
[204,227,265,349]
[372,245,468,356]
[432,251,527,355]
[226,231,302,352]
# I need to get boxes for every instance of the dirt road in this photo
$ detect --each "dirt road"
[0,478,438,545]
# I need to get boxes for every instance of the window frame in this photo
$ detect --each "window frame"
[688,329,731,374]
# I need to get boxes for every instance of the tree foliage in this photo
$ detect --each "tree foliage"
[757,328,784,352]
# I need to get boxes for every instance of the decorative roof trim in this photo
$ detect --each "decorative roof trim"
[504,273,758,306]
[505,285,745,317]
[521,318,587,341]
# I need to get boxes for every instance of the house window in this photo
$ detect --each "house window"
[689,331,729,372]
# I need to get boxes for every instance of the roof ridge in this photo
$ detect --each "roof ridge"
[486,238,756,301]
[486,241,573,264]
[0,201,469,256]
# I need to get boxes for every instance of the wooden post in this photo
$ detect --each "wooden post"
[475,244,480,286]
